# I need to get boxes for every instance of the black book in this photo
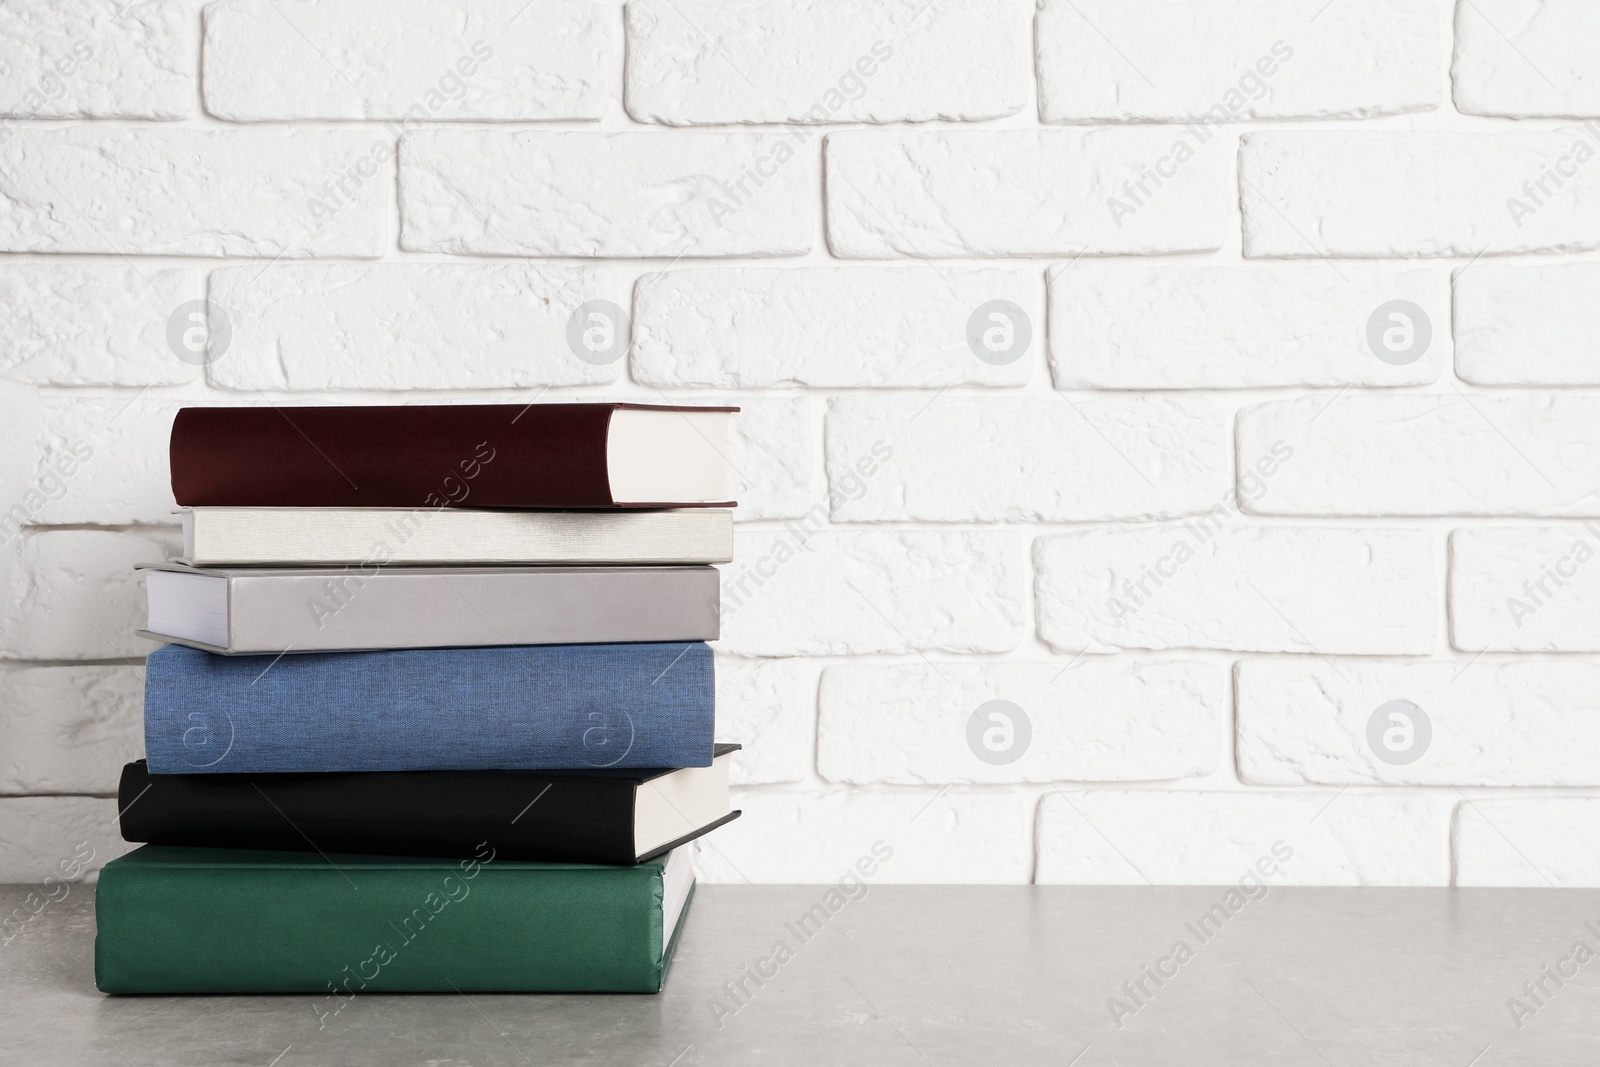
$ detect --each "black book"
[117,745,741,865]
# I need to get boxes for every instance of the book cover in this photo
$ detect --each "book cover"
[94,845,694,995]
[117,746,742,865]
[169,403,736,509]
[179,507,735,566]
[141,563,721,654]
[143,642,714,774]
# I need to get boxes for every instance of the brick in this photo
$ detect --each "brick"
[624,0,1027,125]
[1449,525,1600,652]
[0,391,179,526]
[1036,0,1437,123]
[1456,798,1600,887]
[632,267,1039,388]
[0,0,194,120]
[0,128,390,257]
[719,397,815,522]
[0,665,143,795]
[718,530,1023,656]
[0,798,134,884]
[0,528,177,660]
[1241,130,1600,257]
[1453,0,1600,118]
[400,130,810,257]
[1239,395,1600,517]
[1035,526,1436,654]
[692,790,1029,883]
[1037,791,1448,885]
[825,396,1228,522]
[206,264,622,391]
[1238,658,1600,786]
[0,264,199,386]
[1454,263,1600,385]
[1049,264,1445,388]
[204,0,607,122]
[714,656,814,785]
[825,129,1229,257]
[818,660,1222,785]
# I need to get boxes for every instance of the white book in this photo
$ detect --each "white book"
[178,507,734,566]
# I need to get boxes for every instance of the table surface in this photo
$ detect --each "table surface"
[3,882,1598,1066]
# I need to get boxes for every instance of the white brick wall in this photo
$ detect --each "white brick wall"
[0,391,179,525]
[693,789,1031,884]
[6,0,1600,888]
[1035,0,1439,123]
[0,797,134,884]
[203,0,609,122]
[1454,263,1600,385]
[1036,791,1449,885]
[1049,265,1446,389]
[1449,526,1600,652]
[633,267,1039,388]
[713,656,814,785]
[400,130,812,257]
[1455,798,1600,887]
[1239,395,1600,516]
[0,529,176,660]
[0,264,199,386]
[1241,130,1600,257]
[625,0,1029,125]
[718,530,1024,656]
[711,397,816,522]
[206,264,623,391]
[0,1,196,120]
[1237,658,1600,786]
[817,660,1223,784]
[825,129,1231,256]
[0,664,142,794]
[826,395,1229,522]
[0,129,391,257]
[1451,0,1600,119]
[1034,527,1437,654]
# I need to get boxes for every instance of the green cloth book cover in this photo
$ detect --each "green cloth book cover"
[94,844,694,997]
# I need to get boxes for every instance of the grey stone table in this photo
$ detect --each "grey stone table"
[4,883,1598,1066]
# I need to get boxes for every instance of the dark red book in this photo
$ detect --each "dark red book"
[170,403,736,508]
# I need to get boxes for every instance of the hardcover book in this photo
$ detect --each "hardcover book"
[141,563,720,653]
[117,746,741,865]
[143,642,714,774]
[95,845,695,995]
[169,403,736,509]
[177,507,734,566]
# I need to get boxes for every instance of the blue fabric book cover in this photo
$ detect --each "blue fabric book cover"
[143,643,713,774]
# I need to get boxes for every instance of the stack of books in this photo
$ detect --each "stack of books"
[95,402,741,998]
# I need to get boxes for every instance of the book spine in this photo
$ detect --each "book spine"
[169,404,618,508]
[142,643,714,774]
[94,851,667,994]
[224,567,721,652]
[117,763,642,865]
[186,509,735,567]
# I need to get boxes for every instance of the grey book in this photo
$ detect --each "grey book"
[139,564,720,654]
[177,507,734,566]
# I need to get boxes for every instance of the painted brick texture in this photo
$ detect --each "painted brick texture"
[2,0,1598,889]
[1036,0,1439,124]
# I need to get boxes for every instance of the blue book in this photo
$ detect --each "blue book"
[143,643,713,774]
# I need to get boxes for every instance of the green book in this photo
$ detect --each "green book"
[94,843,694,998]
